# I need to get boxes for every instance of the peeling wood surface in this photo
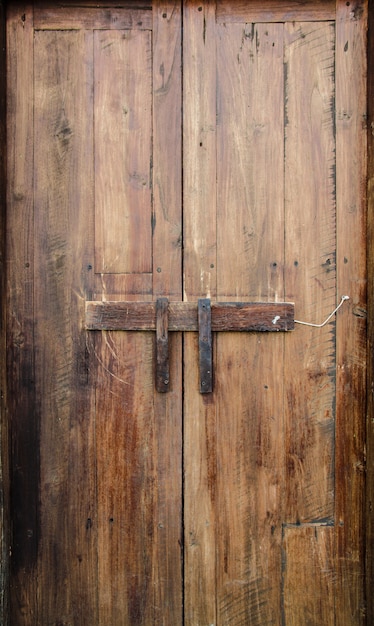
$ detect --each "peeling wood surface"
[4,1,369,625]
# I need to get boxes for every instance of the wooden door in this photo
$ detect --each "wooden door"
[6,1,367,624]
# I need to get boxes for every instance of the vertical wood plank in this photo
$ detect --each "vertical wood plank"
[183,1,217,623]
[152,0,182,298]
[152,7,183,622]
[215,21,285,625]
[6,6,38,625]
[94,29,152,274]
[335,1,367,622]
[217,22,284,301]
[183,0,217,300]
[95,331,155,625]
[282,525,335,625]
[284,21,336,523]
[0,1,8,622]
[33,29,97,624]
[366,2,374,623]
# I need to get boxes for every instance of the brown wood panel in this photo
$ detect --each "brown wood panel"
[94,28,152,274]
[34,6,152,30]
[93,273,152,300]
[183,2,217,622]
[6,5,38,624]
[335,1,367,622]
[284,21,336,523]
[367,2,374,623]
[215,20,285,624]
[152,0,182,298]
[93,329,182,625]
[282,525,335,625]
[0,0,7,620]
[216,0,335,23]
[33,27,97,623]
[215,333,284,625]
[183,0,217,300]
[217,22,284,301]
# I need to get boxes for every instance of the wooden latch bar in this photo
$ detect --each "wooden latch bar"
[86,299,295,393]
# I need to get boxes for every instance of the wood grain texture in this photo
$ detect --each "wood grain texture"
[6,6,39,624]
[86,300,295,331]
[183,2,217,622]
[366,1,374,622]
[183,0,217,300]
[215,20,285,624]
[34,6,152,29]
[216,0,335,23]
[0,0,7,617]
[282,525,335,625]
[33,27,97,623]
[284,21,336,523]
[94,28,152,274]
[152,0,182,298]
[217,21,284,301]
[335,1,367,623]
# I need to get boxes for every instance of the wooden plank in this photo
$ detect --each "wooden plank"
[216,0,335,23]
[152,0,182,298]
[34,6,152,30]
[282,525,335,625]
[366,2,374,623]
[85,300,295,331]
[6,6,39,625]
[155,297,169,392]
[183,0,217,300]
[151,5,183,621]
[33,27,97,623]
[183,2,217,622]
[0,1,7,621]
[94,331,155,625]
[215,21,285,625]
[335,1,367,623]
[94,28,152,274]
[93,273,152,300]
[217,22,284,301]
[284,21,336,523]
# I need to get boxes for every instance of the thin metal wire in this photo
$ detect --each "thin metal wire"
[294,295,350,328]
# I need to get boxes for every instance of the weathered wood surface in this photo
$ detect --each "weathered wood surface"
[284,20,336,524]
[183,2,217,622]
[215,18,285,625]
[4,1,369,625]
[155,297,170,392]
[216,0,335,23]
[282,525,335,625]
[94,28,152,274]
[0,0,7,616]
[34,5,152,29]
[6,6,38,625]
[86,300,295,331]
[367,1,374,623]
[33,25,97,624]
[335,1,367,623]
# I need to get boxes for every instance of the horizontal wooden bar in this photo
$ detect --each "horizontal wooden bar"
[86,300,295,332]
[34,6,152,30]
[216,0,335,23]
